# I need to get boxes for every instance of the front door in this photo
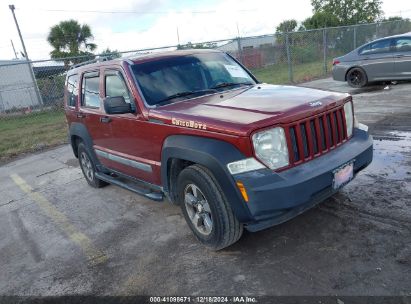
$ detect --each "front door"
[359,38,395,80]
[94,68,156,184]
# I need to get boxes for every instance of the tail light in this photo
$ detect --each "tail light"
[333,59,340,66]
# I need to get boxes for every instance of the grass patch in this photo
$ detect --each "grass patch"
[250,61,332,84]
[0,110,67,162]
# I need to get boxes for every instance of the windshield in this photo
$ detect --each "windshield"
[130,52,256,106]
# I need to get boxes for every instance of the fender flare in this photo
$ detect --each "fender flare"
[69,122,104,171]
[161,135,253,222]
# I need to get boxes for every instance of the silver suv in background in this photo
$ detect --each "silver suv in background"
[332,32,411,88]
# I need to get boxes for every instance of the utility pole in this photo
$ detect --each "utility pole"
[9,5,29,59]
[176,27,180,46]
[236,22,244,64]
[10,39,18,59]
[9,4,43,105]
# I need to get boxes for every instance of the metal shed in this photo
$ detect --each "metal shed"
[0,60,42,112]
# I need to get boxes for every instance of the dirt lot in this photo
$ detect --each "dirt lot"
[0,79,410,297]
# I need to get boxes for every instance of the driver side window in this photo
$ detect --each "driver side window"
[359,39,392,55]
[105,72,131,103]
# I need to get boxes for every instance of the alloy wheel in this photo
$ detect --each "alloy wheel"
[349,71,362,86]
[80,152,94,182]
[184,183,213,236]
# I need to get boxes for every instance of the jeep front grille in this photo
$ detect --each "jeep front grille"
[286,106,349,165]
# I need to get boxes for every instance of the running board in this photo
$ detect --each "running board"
[95,172,164,202]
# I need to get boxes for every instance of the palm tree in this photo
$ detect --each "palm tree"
[100,48,121,60]
[47,19,97,65]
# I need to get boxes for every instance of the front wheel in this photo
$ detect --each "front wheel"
[78,142,107,188]
[177,165,243,250]
[347,68,368,88]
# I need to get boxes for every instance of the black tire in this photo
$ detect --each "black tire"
[346,67,368,88]
[77,142,107,188]
[177,164,243,250]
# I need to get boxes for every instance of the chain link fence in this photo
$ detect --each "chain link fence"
[1,19,410,161]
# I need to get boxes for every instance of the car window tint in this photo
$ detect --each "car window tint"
[131,52,255,106]
[360,39,392,55]
[203,61,231,81]
[395,38,411,52]
[82,75,100,108]
[105,73,131,103]
[66,75,78,107]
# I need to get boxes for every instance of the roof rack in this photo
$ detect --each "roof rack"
[69,56,111,70]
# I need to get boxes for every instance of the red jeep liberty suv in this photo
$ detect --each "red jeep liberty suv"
[64,49,373,250]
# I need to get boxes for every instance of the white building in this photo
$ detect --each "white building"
[0,60,42,112]
[217,35,276,53]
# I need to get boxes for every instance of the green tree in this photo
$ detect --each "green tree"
[382,16,404,22]
[302,11,340,29]
[47,19,97,64]
[311,0,383,25]
[100,48,121,60]
[376,17,411,38]
[275,19,298,33]
[275,19,304,47]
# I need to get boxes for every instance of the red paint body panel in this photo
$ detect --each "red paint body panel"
[152,84,349,137]
[64,50,352,187]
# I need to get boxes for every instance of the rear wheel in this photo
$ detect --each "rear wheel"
[177,165,243,250]
[347,68,368,88]
[78,142,107,188]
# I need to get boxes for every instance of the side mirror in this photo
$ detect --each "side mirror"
[103,96,132,114]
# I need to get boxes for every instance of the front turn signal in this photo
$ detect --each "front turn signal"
[236,181,249,203]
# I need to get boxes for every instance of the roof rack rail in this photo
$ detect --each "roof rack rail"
[69,56,111,70]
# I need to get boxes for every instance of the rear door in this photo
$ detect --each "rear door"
[393,36,411,79]
[64,73,79,125]
[358,38,395,80]
[78,70,111,150]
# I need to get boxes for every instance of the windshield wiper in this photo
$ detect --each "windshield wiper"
[156,89,217,106]
[210,82,253,90]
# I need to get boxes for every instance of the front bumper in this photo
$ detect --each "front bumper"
[233,128,373,232]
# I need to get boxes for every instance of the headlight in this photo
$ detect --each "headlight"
[252,127,289,170]
[344,101,354,138]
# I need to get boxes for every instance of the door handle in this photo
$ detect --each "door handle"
[76,112,87,118]
[100,116,112,123]
[395,54,405,58]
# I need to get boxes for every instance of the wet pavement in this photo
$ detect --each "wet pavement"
[369,131,411,181]
[0,78,410,296]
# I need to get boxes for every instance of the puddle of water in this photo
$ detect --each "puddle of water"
[362,131,411,181]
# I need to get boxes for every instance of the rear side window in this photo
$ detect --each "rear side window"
[394,37,411,52]
[82,73,100,108]
[66,74,78,107]
[359,39,392,55]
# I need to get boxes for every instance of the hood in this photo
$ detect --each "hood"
[149,84,350,136]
